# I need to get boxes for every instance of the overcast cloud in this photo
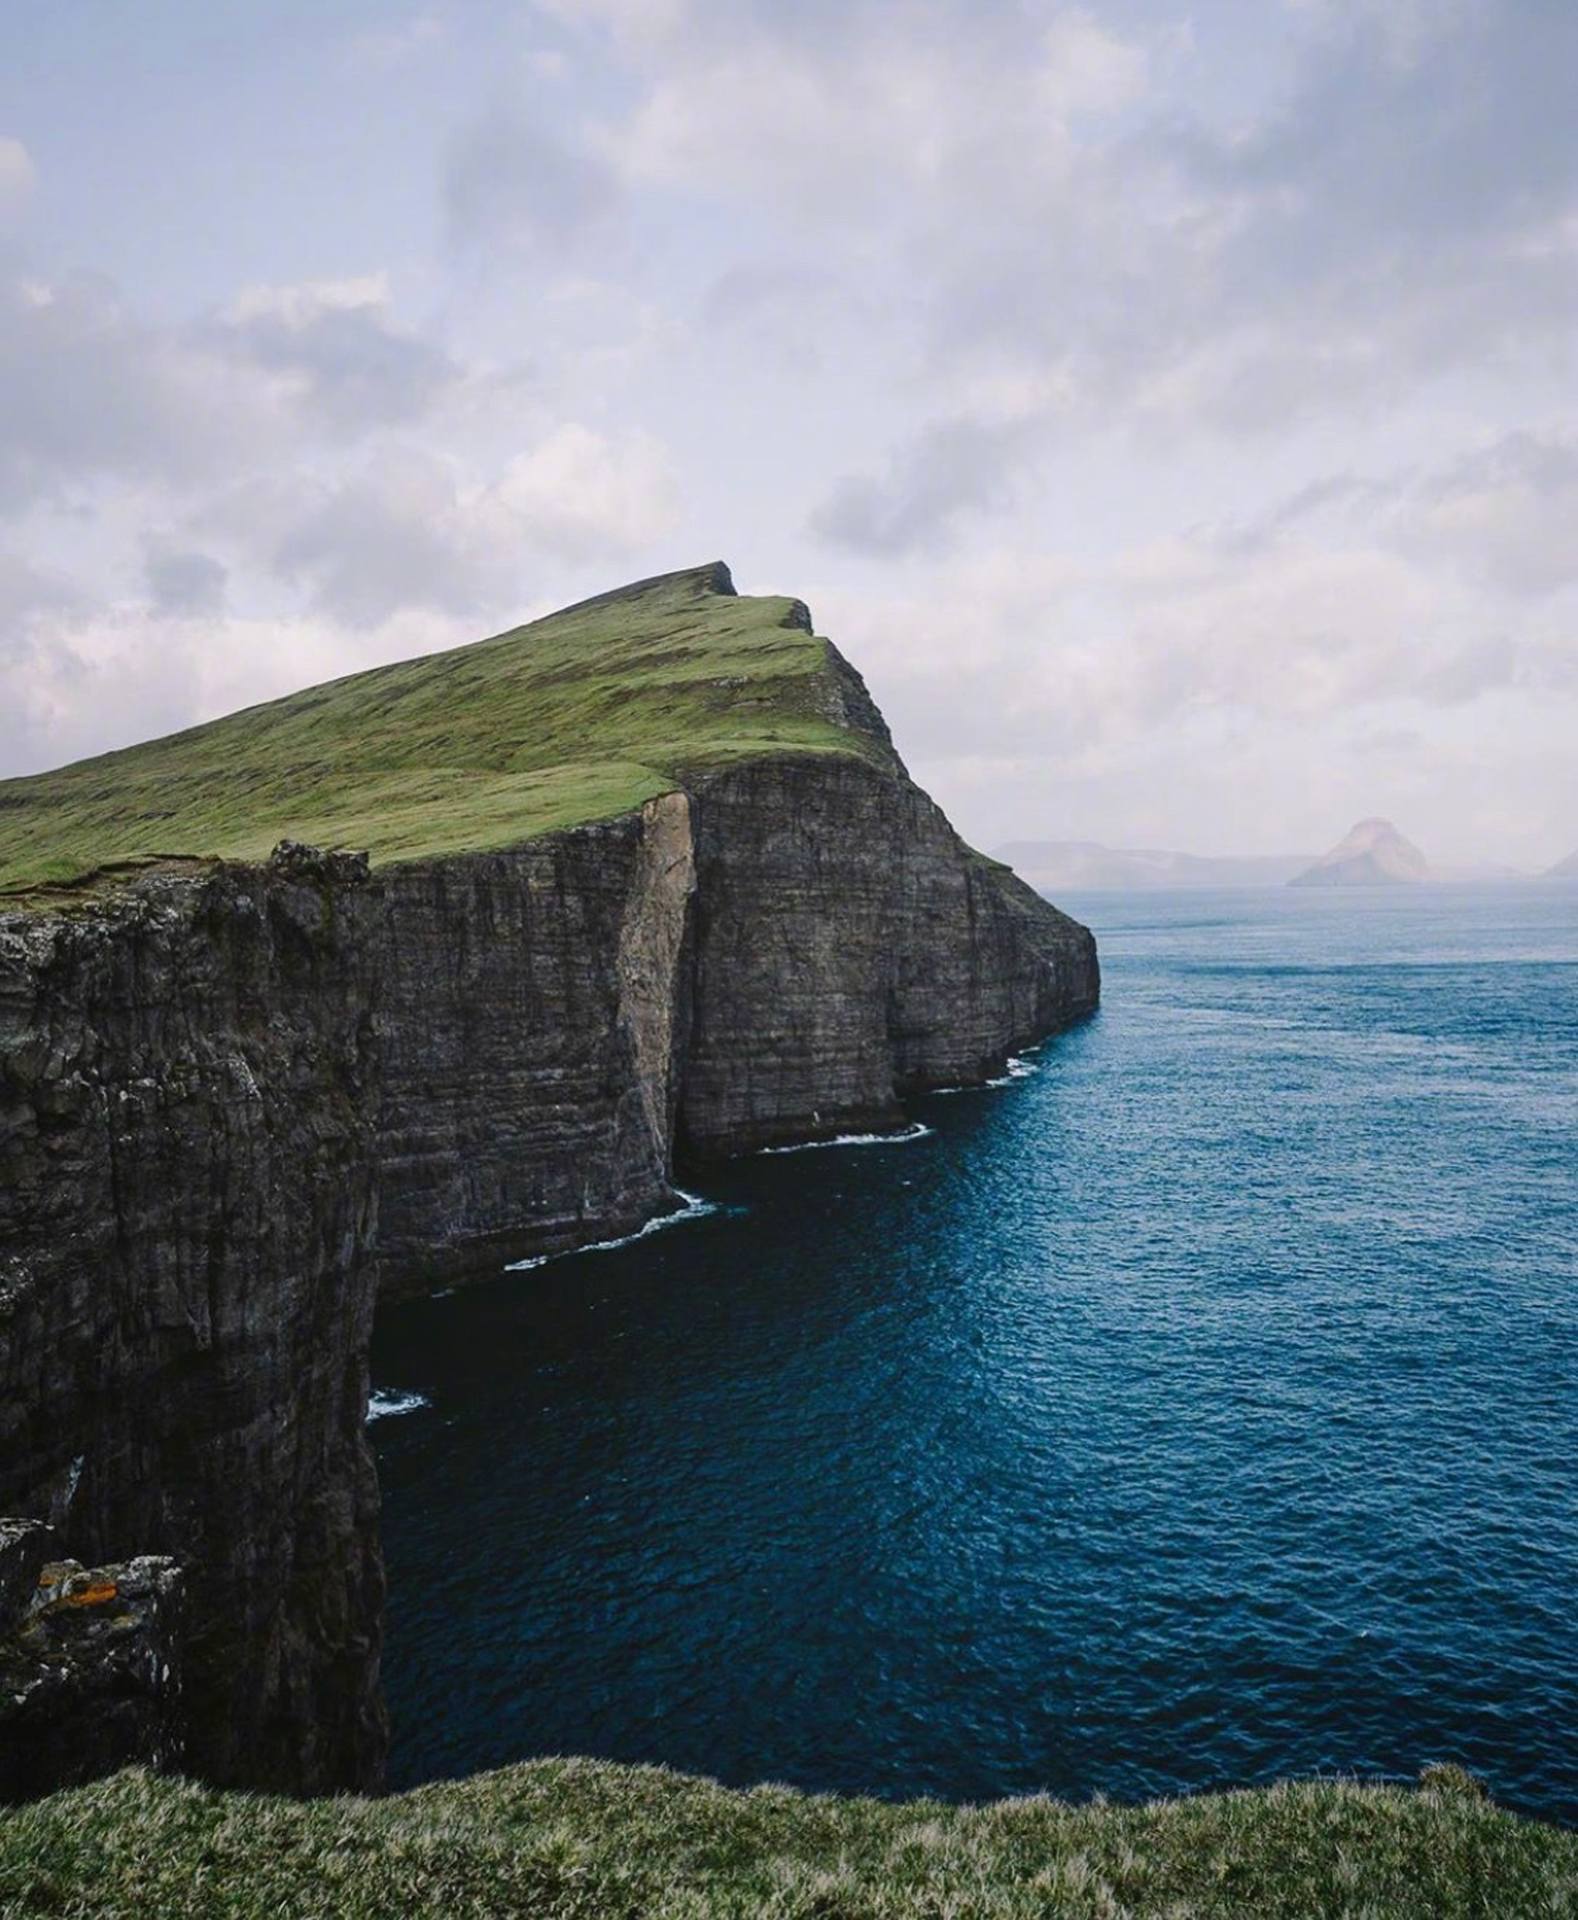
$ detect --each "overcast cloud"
[0,0,1573,865]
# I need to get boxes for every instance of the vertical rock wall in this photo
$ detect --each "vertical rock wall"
[678,757,1098,1153]
[372,793,697,1295]
[0,850,386,1793]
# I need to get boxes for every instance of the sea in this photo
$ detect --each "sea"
[371,884,1578,1822]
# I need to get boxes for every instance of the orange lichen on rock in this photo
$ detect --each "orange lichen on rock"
[62,1581,119,1608]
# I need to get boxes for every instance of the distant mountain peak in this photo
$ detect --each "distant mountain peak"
[1288,818,1430,888]
[1346,816,1409,845]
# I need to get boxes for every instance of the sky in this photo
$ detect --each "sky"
[1,0,1574,867]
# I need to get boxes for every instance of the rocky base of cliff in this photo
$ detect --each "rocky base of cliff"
[0,1521,182,1805]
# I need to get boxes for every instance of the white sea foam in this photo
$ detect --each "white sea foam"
[931,1055,1040,1094]
[505,1188,718,1271]
[368,1388,431,1422]
[760,1122,934,1154]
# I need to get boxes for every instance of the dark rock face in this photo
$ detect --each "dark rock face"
[681,757,1096,1151]
[0,1519,56,1627]
[0,1526,183,1803]
[372,796,694,1296]
[0,749,1095,1797]
[0,851,386,1793]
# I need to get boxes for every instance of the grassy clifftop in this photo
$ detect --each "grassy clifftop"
[1,1759,1569,1918]
[0,563,888,896]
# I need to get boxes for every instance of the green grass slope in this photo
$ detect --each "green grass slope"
[0,1760,1568,1919]
[0,563,884,897]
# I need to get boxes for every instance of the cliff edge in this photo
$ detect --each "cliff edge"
[0,565,1097,1796]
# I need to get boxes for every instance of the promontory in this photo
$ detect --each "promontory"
[0,563,1097,1800]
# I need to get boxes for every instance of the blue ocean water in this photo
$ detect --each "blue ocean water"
[371,885,1578,1820]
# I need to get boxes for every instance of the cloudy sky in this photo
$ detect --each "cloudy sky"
[2,0,1574,865]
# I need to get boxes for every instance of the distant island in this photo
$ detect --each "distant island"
[1288,818,1432,888]
[993,841,1314,891]
[1547,849,1578,880]
[997,829,1534,892]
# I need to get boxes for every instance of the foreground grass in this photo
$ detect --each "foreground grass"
[0,564,879,896]
[1,1760,1571,1918]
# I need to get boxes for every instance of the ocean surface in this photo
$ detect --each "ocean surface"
[371,885,1578,1821]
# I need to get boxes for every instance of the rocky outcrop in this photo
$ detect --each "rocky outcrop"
[0,849,386,1794]
[0,1521,183,1803]
[0,1519,55,1626]
[0,632,1096,1799]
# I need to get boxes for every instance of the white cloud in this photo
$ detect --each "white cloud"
[347,11,447,67]
[0,135,34,207]
[444,104,619,257]
[260,451,508,627]
[189,426,681,628]
[1405,433,1578,598]
[0,269,471,508]
[809,416,1043,556]
[142,542,229,619]
[0,135,32,206]
[488,424,681,561]
[825,456,1578,786]
[0,274,275,506]
[225,275,393,326]
[607,4,1145,229]
[209,275,465,433]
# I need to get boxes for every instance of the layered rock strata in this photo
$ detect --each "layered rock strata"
[0,851,386,1792]
[680,756,1094,1152]
[372,794,697,1296]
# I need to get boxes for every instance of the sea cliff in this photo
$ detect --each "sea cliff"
[0,565,1096,1798]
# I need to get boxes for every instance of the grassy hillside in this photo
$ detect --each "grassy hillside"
[0,564,882,897]
[0,1760,1568,1918]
